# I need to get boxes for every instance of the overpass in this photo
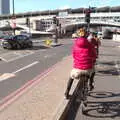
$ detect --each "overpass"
[0,7,120,35]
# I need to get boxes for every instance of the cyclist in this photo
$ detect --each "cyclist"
[88,32,101,58]
[65,28,96,99]
[93,32,101,58]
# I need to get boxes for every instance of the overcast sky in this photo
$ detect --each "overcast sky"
[10,0,120,14]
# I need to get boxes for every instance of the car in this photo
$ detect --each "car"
[20,31,32,38]
[97,32,103,39]
[1,35,33,49]
[102,30,113,39]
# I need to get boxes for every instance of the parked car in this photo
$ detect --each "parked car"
[1,35,33,49]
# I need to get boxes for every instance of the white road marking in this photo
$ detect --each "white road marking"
[0,57,8,62]
[114,61,120,79]
[12,61,39,74]
[44,54,53,58]
[44,53,56,58]
[0,73,15,82]
[0,61,39,82]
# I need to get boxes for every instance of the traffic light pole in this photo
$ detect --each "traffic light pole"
[85,7,91,33]
[87,22,90,33]
[12,0,15,35]
[52,16,58,46]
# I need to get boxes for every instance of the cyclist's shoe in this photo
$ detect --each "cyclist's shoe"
[89,84,94,91]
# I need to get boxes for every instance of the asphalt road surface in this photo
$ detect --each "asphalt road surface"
[0,38,73,102]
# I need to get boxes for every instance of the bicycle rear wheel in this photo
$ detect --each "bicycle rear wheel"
[80,74,89,114]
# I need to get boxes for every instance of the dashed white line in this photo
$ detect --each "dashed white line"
[0,61,39,82]
[44,53,56,58]
[44,55,51,58]
[0,73,15,82]
[12,61,39,74]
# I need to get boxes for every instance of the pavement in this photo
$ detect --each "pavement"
[0,38,120,120]
[0,54,77,120]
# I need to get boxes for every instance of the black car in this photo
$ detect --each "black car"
[1,35,33,49]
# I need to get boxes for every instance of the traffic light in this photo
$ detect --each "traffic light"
[53,17,59,26]
[85,10,90,23]
[26,17,30,26]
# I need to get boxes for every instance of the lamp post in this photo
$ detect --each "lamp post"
[12,0,16,35]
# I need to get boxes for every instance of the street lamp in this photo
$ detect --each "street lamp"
[12,0,16,35]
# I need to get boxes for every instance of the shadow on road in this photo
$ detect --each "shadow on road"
[64,90,120,120]
[96,60,120,76]
[84,101,120,118]
[84,91,120,118]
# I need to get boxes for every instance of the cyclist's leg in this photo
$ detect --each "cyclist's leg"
[89,70,95,91]
[65,68,80,99]
[81,74,89,99]
[65,77,74,99]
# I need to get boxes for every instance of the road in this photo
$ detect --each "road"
[0,38,72,102]
[64,38,120,120]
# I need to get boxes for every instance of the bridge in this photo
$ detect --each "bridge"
[0,6,120,35]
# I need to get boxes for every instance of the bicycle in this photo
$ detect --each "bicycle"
[77,74,90,114]
[65,71,95,114]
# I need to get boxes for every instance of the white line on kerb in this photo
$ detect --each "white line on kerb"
[12,61,39,74]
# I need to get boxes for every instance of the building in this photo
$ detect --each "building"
[0,0,10,15]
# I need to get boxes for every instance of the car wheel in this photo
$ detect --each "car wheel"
[16,43,21,49]
[28,41,33,48]
[6,43,12,49]
[3,46,7,49]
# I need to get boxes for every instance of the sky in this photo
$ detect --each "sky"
[10,0,120,14]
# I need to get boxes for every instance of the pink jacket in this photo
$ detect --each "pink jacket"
[72,37,96,70]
